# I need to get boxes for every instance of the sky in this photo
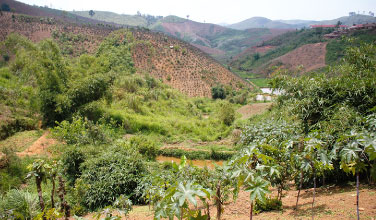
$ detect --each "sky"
[17,0,376,24]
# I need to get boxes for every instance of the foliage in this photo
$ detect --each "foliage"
[211,85,226,99]
[52,116,116,145]
[129,136,159,160]
[0,148,31,193]
[271,41,376,133]
[218,102,235,126]
[1,3,10,12]
[158,148,234,161]
[0,189,40,219]
[254,196,282,213]
[78,144,148,210]
[60,147,86,185]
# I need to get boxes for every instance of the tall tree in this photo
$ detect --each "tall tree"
[89,10,95,17]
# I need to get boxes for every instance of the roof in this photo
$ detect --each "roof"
[310,25,348,28]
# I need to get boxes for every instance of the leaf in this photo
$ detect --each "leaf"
[245,176,270,204]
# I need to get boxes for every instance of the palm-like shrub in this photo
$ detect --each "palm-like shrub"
[0,189,39,220]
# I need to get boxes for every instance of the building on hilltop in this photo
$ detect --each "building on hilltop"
[310,24,348,29]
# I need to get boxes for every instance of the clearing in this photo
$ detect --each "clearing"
[237,102,273,119]
[126,184,376,220]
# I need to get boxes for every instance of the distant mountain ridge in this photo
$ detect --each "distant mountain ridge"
[228,17,296,29]
[229,15,376,30]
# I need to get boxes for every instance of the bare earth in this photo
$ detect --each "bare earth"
[16,131,57,157]
[125,185,376,220]
[237,103,273,119]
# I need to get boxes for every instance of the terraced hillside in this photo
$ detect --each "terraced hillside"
[0,12,116,55]
[0,11,249,97]
[131,30,249,97]
[257,42,328,75]
[0,0,117,25]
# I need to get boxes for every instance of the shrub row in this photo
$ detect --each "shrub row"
[158,148,235,161]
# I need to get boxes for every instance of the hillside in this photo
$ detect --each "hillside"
[260,42,328,75]
[131,30,249,96]
[72,10,159,27]
[150,16,291,60]
[228,17,296,30]
[318,14,376,26]
[0,0,118,25]
[67,12,292,60]
[229,15,376,30]
[0,11,249,97]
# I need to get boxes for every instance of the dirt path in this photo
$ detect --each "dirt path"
[16,131,57,157]
[125,185,376,220]
[237,102,273,119]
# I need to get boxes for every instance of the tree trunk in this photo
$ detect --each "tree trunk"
[58,176,70,220]
[322,172,325,187]
[295,170,304,210]
[216,182,222,220]
[356,173,360,220]
[312,166,316,220]
[51,174,56,208]
[250,201,253,220]
[180,207,183,220]
[36,176,46,220]
[206,201,211,220]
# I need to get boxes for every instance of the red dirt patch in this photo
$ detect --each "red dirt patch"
[259,42,328,76]
[16,131,57,157]
[124,185,376,220]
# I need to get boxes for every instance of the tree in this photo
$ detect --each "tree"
[89,10,95,17]
[212,86,226,99]
[1,3,10,12]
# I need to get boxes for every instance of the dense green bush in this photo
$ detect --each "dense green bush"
[0,189,39,219]
[61,147,86,185]
[78,145,148,210]
[254,196,282,213]
[52,116,115,145]
[219,102,235,126]
[0,149,31,193]
[212,85,226,99]
[158,148,234,161]
[129,136,159,160]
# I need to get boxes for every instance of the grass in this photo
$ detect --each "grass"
[232,70,270,88]
[158,148,235,161]
[195,144,233,152]
[0,130,43,152]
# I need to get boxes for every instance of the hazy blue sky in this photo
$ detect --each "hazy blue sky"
[18,0,376,24]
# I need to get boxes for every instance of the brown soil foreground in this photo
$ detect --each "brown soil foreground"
[122,185,376,220]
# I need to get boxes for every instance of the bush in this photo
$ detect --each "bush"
[219,102,235,126]
[0,148,31,193]
[79,145,148,210]
[61,147,86,185]
[1,3,10,12]
[158,148,234,161]
[0,189,39,219]
[52,116,114,145]
[212,86,226,99]
[129,136,159,161]
[254,196,282,213]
